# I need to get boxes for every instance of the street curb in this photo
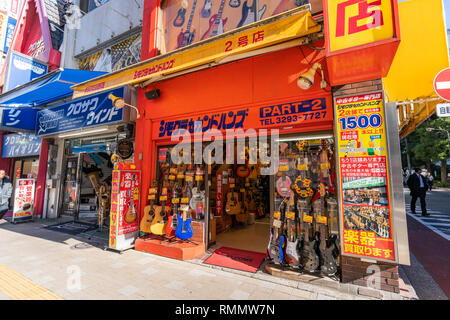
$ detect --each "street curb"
[398,265,419,300]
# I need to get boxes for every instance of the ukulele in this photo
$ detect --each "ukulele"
[285,192,301,268]
[200,0,212,18]
[201,0,228,40]
[268,198,288,265]
[124,174,138,224]
[173,0,188,27]
[300,199,320,272]
[177,0,198,48]
[150,184,169,235]
[140,180,158,234]
[237,0,267,28]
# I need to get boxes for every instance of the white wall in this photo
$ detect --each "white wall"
[73,0,143,58]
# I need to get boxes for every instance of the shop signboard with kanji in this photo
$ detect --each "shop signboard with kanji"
[335,91,396,262]
[109,169,141,251]
[12,179,35,223]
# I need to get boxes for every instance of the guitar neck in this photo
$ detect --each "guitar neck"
[186,0,197,31]
[216,0,226,21]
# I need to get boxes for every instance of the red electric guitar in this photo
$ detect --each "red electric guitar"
[201,0,228,40]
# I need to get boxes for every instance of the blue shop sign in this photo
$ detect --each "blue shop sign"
[0,108,38,132]
[5,51,48,92]
[3,17,16,53]
[2,133,41,158]
[36,88,124,136]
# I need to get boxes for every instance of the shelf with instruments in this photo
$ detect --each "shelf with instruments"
[269,138,340,279]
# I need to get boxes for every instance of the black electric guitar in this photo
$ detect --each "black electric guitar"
[177,0,198,48]
[316,198,338,276]
[301,202,320,272]
[268,198,288,265]
[237,0,267,28]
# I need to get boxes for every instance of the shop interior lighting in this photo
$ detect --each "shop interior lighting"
[108,94,141,119]
[276,134,333,142]
[297,63,327,90]
[58,128,109,139]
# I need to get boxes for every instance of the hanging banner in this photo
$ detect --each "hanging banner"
[216,172,223,216]
[12,179,35,223]
[109,169,141,251]
[335,91,396,262]
[3,17,16,53]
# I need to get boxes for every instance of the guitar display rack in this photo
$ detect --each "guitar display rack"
[269,139,340,280]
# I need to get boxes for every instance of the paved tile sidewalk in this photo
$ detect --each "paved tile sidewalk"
[0,220,409,300]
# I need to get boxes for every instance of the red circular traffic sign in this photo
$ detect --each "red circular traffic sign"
[434,68,450,101]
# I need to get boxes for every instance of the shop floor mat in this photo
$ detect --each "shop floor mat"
[44,221,98,235]
[203,246,267,273]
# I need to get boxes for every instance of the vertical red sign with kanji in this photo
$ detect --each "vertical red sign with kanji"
[216,173,223,216]
[117,170,141,235]
[12,179,35,223]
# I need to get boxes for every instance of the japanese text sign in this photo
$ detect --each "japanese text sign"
[326,0,396,52]
[335,91,396,262]
[12,179,35,223]
[1,133,41,158]
[36,88,124,136]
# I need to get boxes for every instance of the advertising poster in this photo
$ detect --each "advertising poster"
[12,179,35,223]
[109,170,141,250]
[335,91,396,262]
[0,11,7,52]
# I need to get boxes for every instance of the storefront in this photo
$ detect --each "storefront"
[70,1,409,294]
[35,86,138,233]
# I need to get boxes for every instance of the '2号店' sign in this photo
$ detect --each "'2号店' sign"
[335,91,397,262]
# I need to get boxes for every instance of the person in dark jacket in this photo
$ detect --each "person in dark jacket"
[407,168,430,216]
[0,170,12,220]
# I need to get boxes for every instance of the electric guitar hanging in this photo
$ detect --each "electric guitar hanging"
[177,0,198,48]
[237,0,267,28]
[301,200,320,272]
[201,0,228,40]
[285,192,301,268]
[268,198,288,265]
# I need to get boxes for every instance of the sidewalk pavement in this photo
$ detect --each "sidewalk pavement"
[0,219,411,300]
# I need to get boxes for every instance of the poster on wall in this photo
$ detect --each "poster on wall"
[162,0,323,52]
[335,91,396,262]
[0,10,7,52]
[79,34,141,73]
[12,179,35,223]
[109,169,141,251]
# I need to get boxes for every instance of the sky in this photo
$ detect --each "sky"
[445,0,450,29]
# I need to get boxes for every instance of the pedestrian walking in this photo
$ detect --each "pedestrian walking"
[0,170,12,220]
[407,168,430,216]
[427,172,434,191]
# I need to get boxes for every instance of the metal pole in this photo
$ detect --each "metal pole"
[405,137,412,172]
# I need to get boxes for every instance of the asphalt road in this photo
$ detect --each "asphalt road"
[401,188,450,300]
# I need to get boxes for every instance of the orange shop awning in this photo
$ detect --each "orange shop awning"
[71,6,322,99]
